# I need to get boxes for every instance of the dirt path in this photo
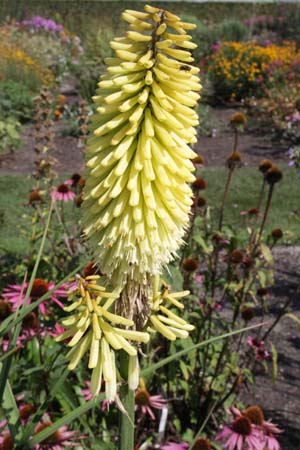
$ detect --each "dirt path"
[0,107,290,174]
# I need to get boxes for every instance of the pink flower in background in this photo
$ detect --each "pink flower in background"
[33,419,79,449]
[135,380,167,420]
[162,443,189,450]
[2,279,69,315]
[81,381,110,411]
[50,183,76,202]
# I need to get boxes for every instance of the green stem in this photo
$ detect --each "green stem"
[119,351,135,450]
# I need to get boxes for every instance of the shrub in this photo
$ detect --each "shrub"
[205,41,300,101]
[0,80,34,121]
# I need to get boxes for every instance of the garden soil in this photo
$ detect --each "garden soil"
[0,107,299,449]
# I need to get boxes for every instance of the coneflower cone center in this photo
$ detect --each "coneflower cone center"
[232,416,252,435]
[192,437,211,450]
[57,183,70,193]
[30,279,49,298]
[135,388,151,405]
[83,4,201,285]
[244,405,264,425]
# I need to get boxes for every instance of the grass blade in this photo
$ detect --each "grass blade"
[141,322,266,377]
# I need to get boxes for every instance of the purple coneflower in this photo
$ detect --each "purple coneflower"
[50,183,76,202]
[135,379,166,420]
[2,278,69,315]
[33,419,79,449]
[216,414,264,450]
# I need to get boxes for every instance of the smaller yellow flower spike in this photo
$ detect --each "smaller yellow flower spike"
[148,275,194,341]
[56,275,149,400]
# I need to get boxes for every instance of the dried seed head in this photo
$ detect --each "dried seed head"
[29,190,43,204]
[230,112,247,126]
[19,404,36,420]
[182,258,199,272]
[71,173,81,186]
[0,300,12,320]
[257,287,268,297]
[232,416,252,435]
[227,151,242,169]
[192,437,212,450]
[193,178,207,190]
[271,228,283,239]
[229,249,243,264]
[240,306,255,321]
[22,312,39,330]
[192,154,204,165]
[197,196,206,208]
[244,405,264,425]
[247,207,259,215]
[265,165,283,185]
[259,159,273,174]
[2,433,13,450]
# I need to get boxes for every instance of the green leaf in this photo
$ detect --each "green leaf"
[260,243,274,264]
[0,364,22,441]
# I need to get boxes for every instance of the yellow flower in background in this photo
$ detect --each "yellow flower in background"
[83,4,201,286]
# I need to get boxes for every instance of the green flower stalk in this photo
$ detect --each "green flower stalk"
[83,4,201,289]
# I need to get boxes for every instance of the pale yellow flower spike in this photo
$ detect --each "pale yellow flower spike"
[56,276,150,399]
[83,4,201,285]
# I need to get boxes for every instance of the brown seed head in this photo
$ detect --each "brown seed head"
[257,287,268,297]
[78,177,85,189]
[232,416,252,435]
[192,437,212,450]
[30,279,49,298]
[271,228,283,239]
[182,258,199,272]
[229,249,244,264]
[135,388,150,406]
[240,306,255,321]
[84,262,103,278]
[192,154,204,165]
[2,434,13,450]
[242,256,254,269]
[22,312,39,330]
[265,165,283,185]
[227,151,242,169]
[247,207,259,215]
[244,405,264,425]
[0,300,12,320]
[193,178,207,191]
[29,190,43,204]
[259,159,273,174]
[197,196,206,208]
[19,404,36,420]
[230,112,247,126]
